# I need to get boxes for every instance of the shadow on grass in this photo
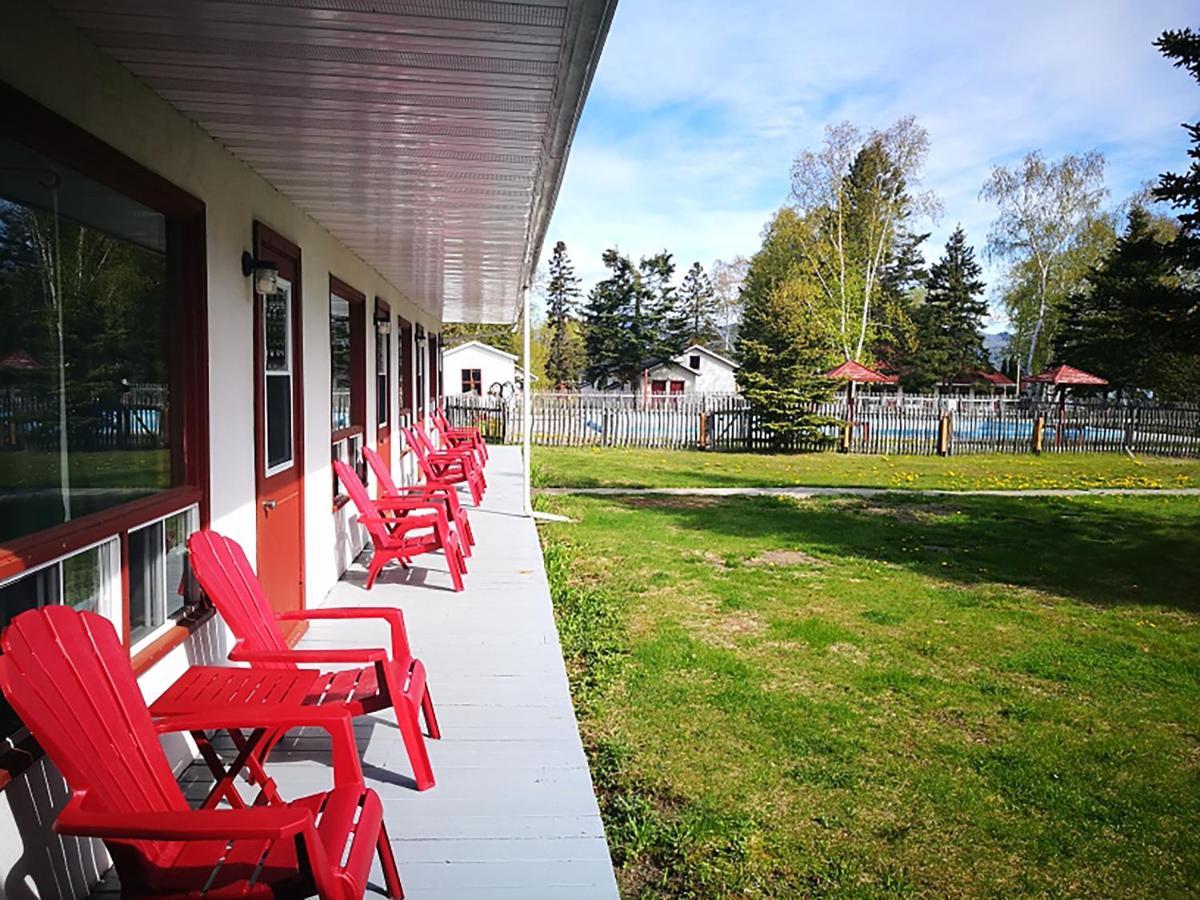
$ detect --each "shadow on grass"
[600,492,1200,612]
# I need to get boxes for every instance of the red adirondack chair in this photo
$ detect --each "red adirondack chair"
[362,445,475,552]
[403,424,485,506]
[432,407,487,465]
[335,459,467,591]
[188,529,441,791]
[0,606,403,899]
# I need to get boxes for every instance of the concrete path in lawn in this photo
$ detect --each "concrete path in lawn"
[537,486,1200,499]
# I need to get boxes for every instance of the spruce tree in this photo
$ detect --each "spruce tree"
[544,240,585,388]
[673,261,720,347]
[735,208,838,443]
[1057,207,1198,399]
[1151,27,1200,349]
[638,251,677,359]
[903,226,987,391]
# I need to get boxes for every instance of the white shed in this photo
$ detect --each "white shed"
[443,339,526,395]
[675,344,740,392]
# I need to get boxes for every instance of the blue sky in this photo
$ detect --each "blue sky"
[537,0,1198,331]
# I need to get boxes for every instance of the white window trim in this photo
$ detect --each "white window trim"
[128,502,201,655]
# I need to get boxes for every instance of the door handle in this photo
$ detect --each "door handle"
[262,499,277,511]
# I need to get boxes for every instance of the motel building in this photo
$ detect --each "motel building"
[0,1,616,897]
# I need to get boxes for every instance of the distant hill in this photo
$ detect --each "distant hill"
[983,332,1011,369]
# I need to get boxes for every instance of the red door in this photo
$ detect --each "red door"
[374,298,392,494]
[253,223,305,622]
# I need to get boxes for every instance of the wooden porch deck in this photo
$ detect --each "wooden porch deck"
[92,446,618,899]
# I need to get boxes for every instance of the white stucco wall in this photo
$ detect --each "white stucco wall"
[443,343,518,395]
[0,2,443,895]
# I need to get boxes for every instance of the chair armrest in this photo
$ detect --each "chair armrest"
[276,608,413,661]
[227,645,389,665]
[153,703,363,785]
[373,497,444,512]
[57,792,313,841]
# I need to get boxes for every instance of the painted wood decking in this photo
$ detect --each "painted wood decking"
[305,444,618,898]
[88,446,617,899]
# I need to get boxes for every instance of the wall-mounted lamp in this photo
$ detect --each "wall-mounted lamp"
[241,251,279,295]
[417,334,428,349]
[376,319,392,335]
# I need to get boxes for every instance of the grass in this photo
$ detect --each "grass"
[0,448,170,490]
[538,490,1200,897]
[532,446,1200,491]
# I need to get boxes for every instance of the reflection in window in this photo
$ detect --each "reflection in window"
[376,325,389,426]
[331,295,351,431]
[264,282,293,472]
[129,505,199,644]
[0,136,171,542]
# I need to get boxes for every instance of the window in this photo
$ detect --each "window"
[0,136,175,543]
[462,368,482,395]
[0,537,120,736]
[0,88,208,761]
[670,380,686,395]
[690,354,701,370]
[263,280,294,474]
[376,321,390,427]
[330,278,366,500]
[398,318,413,417]
[651,379,667,394]
[128,505,201,646]
[415,324,426,414]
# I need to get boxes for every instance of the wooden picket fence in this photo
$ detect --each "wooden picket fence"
[443,393,1200,458]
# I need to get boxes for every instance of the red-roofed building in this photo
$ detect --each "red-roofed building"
[1021,364,1109,387]
[824,359,899,385]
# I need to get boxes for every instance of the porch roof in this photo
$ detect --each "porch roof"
[51,0,615,325]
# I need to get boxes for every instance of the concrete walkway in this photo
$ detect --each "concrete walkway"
[539,485,1200,499]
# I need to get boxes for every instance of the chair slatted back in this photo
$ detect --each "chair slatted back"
[401,426,438,483]
[187,530,292,668]
[363,445,400,497]
[0,607,187,859]
[334,459,394,549]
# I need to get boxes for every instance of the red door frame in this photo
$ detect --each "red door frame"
[252,222,306,629]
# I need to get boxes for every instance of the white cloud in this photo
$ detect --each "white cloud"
[542,0,1198,329]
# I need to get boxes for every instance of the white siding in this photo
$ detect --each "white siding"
[0,2,442,893]
[443,343,518,395]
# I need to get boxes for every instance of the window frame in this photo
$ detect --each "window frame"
[461,368,483,396]
[329,276,366,507]
[0,84,210,780]
[0,84,210,628]
[374,298,391,429]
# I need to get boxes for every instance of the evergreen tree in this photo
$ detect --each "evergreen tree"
[1056,206,1199,400]
[903,226,987,391]
[583,250,638,387]
[735,208,838,442]
[638,250,678,359]
[543,240,585,388]
[1151,26,1200,349]
[672,261,720,347]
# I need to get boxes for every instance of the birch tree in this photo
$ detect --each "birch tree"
[711,255,749,351]
[980,150,1107,374]
[788,117,939,362]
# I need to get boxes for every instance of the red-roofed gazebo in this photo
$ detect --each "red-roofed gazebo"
[824,359,898,384]
[1022,364,1108,387]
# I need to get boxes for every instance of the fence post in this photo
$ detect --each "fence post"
[698,412,708,450]
[839,421,851,453]
[1124,407,1135,452]
[937,414,951,456]
[1033,414,1044,453]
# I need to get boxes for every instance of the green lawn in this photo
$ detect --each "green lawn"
[537,491,1200,897]
[533,446,1200,491]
